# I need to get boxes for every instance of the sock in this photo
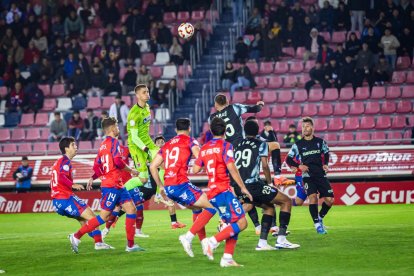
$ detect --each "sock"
[75,216,104,239]
[260,214,273,240]
[88,229,103,243]
[136,208,144,230]
[214,223,241,243]
[272,149,282,175]
[170,214,177,223]
[223,253,233,259]
[309,204,319,223]
[189,208,216,240]
[319,202,332,219]
[248,207,260,227]
[270,212,277,228]
[126,213,136,247]
[190,209,204,240]
[224,236,238,256]
[278,211,291,237]
[105,211,119,229]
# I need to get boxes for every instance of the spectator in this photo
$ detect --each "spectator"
[8,39,24,65]
[39,58,54,84]
[155,82,168,107]
[51,14,65,41]
[318,0,340,9]
[283,16,298,48]
[29,55,42,82]
[58,0,76,21]
[77,0,96,27]
[345,32,361,58]
[283,124,301,147]
[146,0,163,23]
[109,95,129,141]
[22,82,44,114]
[305,61,328,92]
[398,27,413,60]
[380,28,400,70]
[31,29,48,53]
[234,37,249,63]
[353,42,375,89]
[66,38,82,57]
[82,108,99,141]
[260,120,278,142]
[166,79,177,106]
[49,111,67,142]
[7,68,26,88]
[104,70,122,95]
[319,1,334,32]
[6,81,24,114]
[67,67,89,97]
[290,2,306,24]
[169,37,183,65]
[13,156,33,193]
[263,30,281,62]
[1,28,16,50]
[373,55,392,86]
[362,26,381,59]
[125,7,148,39]
[3,55,17,86]
[157,22,173,51]
[77,52,90,77]
[304,28,325,61]
[100,0,121,27]
[102,24,119,48]
[249,33,263,62]
[246,8,261,34]
[64,10,85,40]
[348,0,366,33]
[119,36,141,68]
[18,26,32,48]
[317,42,334,65]
[338,55,356,89]
[97,110,109,138]
[48,38,66,66]
[324,58,341,89]
[335,1,351,31]
[307,4,320,26]
[63,52,76,79]
[221,61,235,91]
[88,64,106,97]
[332,44,346,66]
[122,63,138,95]
[230,62,256,97]
[23,41,40,67]
[6,3,22,25]
[136,65,153,87]
[67,110,84,140]
[148,80,159,106]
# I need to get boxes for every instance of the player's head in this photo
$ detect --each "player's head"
[102,116,120,137]
[245,116,258,124]
[301,117,314,137]
[210,117,226,137]
[21,156,28,166]
[244,120,259,137]
[214,94,228,111]
[175,118,191,135]
[134,84,150,103]
[59,136,77,158]
[154,135,166,147]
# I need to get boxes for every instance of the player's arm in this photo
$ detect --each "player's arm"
[128,115,151,151]
[234,102,264,115]
[322,139,330,172]
[58,167,84,191]
[285,144,300,168]
[226,162,253,201]
[191,140,201,158]
[149,153,165,190]
[192,158,203,174]
[113,141,138,175]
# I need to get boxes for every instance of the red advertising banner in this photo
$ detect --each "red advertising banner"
[2,146,414,187]
[1,181,413,213]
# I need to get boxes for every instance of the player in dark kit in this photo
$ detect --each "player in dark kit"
[286,117,334,234]
[233,120,300,250]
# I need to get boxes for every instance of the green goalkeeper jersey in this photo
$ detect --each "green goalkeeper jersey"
[127,103,156,150]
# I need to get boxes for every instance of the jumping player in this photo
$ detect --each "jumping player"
[51,137,113,252]
[193,117,253,267]
[150,118,218,259]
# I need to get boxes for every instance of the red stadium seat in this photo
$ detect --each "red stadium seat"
[163,12,176,24]
[386,86,401,99]
[376,116,392,129]
[2,143,17,154]
[313,118,328,131]
[271,106,286,118]
[51,84,65,97]
[318,102,334,116]
[302,103,318,116]
[85,28,100,41]
[365,101,380,114]
[42,98,56,111]
[149,66,162,78]
[286,105,302,117]
[19,113,34,127]
[360,116,376,129]
[304,60,315,72]
[246,62,258,75]
[40,128,49,141]
[349,101,365,115]
[355,87,370,100]
[396,100,412,113]
[344,117,360,130]
[177,11,190,21]
[259,62,274,74]
[102,96,114,109]
[282,47,295,57]
[34,113,49,126]
[331,31,346,43]
[26,128,41,141]
[296,47,306,59]
[339,87,354,101]
[381,101,396,114]
[391,116,407,129]
[292,89,308,102]
[246,91,262,104]
[289,61,304,73]
[33,142,47,155]
[232,92,247,103]
[283,75,298,88]
[297,74,310,87]
[191,10,205,21]
[401,85,414,98]
[391,71,406,84]
[403,131,412,144]
[308,88,323,102]
[261,90,277,103]
[371,86,385,99]
[48,143,60,154]
[178,65,192,77]
[328,117,344,131]
[355,132,371,145]
[254,76,268,88]
[122,96,132,106]
[319,32,331,42]
[406,71,414,83]
[0,129,10,142]
[11,129,25,141]
[396,56,411,70]
[333,102,349,115]
[141,53,155,65]
[370,132,386,145]
[18,144,32,154]
[0,86,8,98]
[274,62,289,74]
[257,105,271,119]
[387,132,402,145]
[87,97,101,109]
[78,141,93,153]
[324,133,338,146]
[119,67,128,80]
[39,84,51,97]
[324,88,338,101]
[338,133,354,146]
[280,120,296,133]
[268,76,283,89]
[268,119,280,132]
[277,90,292,103]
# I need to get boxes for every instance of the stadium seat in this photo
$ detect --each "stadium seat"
[313,118,328,131]
[331,31,346,43]
[283,75,298,88]
[119,67,128,80]
[406,71,414,83]
[56,97,72,111]
[0,129,10,142]
[18,113,34,127]
[365,101,380,114]
[26,128,41,141]
[122,96,132,106]
[302,103,318,116]
[280,120,296,133]
[78,141,93,153]
[246,62,258,75]
[391,116,407,129]
[381,101,396,114]
[401,85,414,98]
[48,143,60,154]
[282,47,295,57]
[0,86,8,98]
[178,65,192,77]
[162,65,178,79]
[333,102,349,115]
[2,143,17,155]
[256,105,271,119]
[4,112,19,127]
[324,133,338,146]
[246,91,262,104]
[289,61,304,73]
[254,76,268,88]
[370,132,386,145]
[32,142,47,155]
[296,47,306,59]
[274,62,289,74]
[10,129,25,142]
[376,116,392,129]
[277,90,292,103]
[39,84,51,97]
[355,87,370,100]
[0,114,4,127]
[297,74,311,87]
[304,60,315,72]
[396,56,411,70]
[387,132,402,145]
[371,86,386,99]
[268,119,280,131]
[153,52,170,66]
[391,71,406,84]
[355,132,371,145]
[268,76,283,89]
[18,144,32,155]
[51,84,65,97]
[308,88,323,102]
[141,53,155,65]
[34,113,49,126]
[261,90,277,103]
[177,11,190,21]
[396,100,412,113]
[259,62,274,74]
[344,117,360,130]
[360,116,376,129]
[324,88,339,101]
[292,89,308,102]
[42,98,57,111]
[319,31,331,42]
[339,87,354,101]
[102,96,114,109]
[232,92,247,103]
[338,133,354,146]
[349,101,365,115]
[149,66,162,78]
[0,99,5,113]
[136,40,149,53]
[163,12,176,24]
[318,102,334,116]
[385,86,401,99]
[286,105,302,117]
[85,28,100,41]
[205,10,219,22]
[87,97,101,109]
[403,131,412,144]
[191,10,205,21]
[328,117,344,131]
[271,106,286,118]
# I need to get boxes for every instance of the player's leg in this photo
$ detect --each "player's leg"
[120,189,145,252]
[256,204,277,251]
[234,185,261,234]
[303,177,325,233]
[169,205,186,229]
[317,178,335,231]
[130,146,150,184]
[127,186,149,238]
[220,234,243,267]
[102,205,122,238]
[293,175,307,206]
[247,207,261,235]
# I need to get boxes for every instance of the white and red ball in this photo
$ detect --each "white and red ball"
[178,22,194,39]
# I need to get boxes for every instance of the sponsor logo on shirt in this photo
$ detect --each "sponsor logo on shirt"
[143,115,151,124]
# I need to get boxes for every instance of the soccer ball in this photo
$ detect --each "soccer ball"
[178,22,194,39]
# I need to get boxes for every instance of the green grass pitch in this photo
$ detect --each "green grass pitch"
[0,204,413,275]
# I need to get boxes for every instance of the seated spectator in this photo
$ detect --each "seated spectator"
[6,3,22,25]
[157,22,173,51]
[77,52,90,77]
[353,42,375,89]
[290,2,306,25]
[148,80,159,107]
[345,32,361,58]
[260,120,278,142]
[64,10,84,40]
[104,70,122,95]
[67,67,89,97]
[63,52,76,79]
[149,33,159,55]
[51,15,65,41]
[22,82,44,114]
[39,57,54,85]
[145,0,163,23]
[100,0,121,27]
[264,30,281,62]
[88,64,106,97]
[23,41,40,67]
[31,29,48,53]
[221,61,235,91]
[332,44,346,66]
[234,37,249,63]
[77,0,96,27]
[304,28,325,61]
[67,110,84,140]
[230,62,256,97]
[119,36,141,68]
[319,1,334,32]
[249,33,263,62]
[136,65,153,87]
[373,55,392,86]
[308,4,320,26]
[49,111,67,142]
[324,59,341,89]
[82,108,99,141]
[6,81,24,114]
[13,156,32,193]
[362,26,381,59]
[169,37,183,65]
[317,42,334,65]
[155,82,168,107]
[335,1,351,30]
[338,55,356,89]
[109,95,129,141]
[245,8,262,34]
[397,27,413,61]
[122,63,138,95]
[283,16,298,48]
[167,79,177,105]
[1,28,16,50]
[283,124,301,147]
[48,38,66,66]
[18,26,32,48]
[66,38,82,57]
[125,7,147,39]
[305,61,328,92]
[8,39,24,65]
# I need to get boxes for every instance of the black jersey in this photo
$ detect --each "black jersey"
[209,103,263,146]
[234,137,269,184]
[286,136,329,178]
